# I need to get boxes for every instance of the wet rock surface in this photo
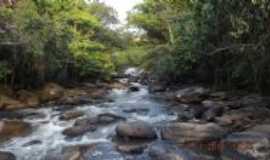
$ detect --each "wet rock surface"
[222,131,270,159]
[116,121,157,140]
[175,86,210,103]
[59,111,84,121]
[0,151,16,160]
[161,122,227,144]
[147,141,212,160]
[0,120,32,143]
[45,143,124,160]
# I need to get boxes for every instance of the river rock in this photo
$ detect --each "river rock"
[149,83,166,93]
[57,96,93,106]
[16,90,40,108]
[202,100,224,108]
[175,86,210,103]
[0,95,25,110]
[50,143,124,160]
[117,144,147,154]
[97,113,126,124]
[59,111,84,121]
[23,140,42,147]
[203,106,224,122]
[148,141,212,160]
[189,105,208,119]
[129,83,140,92]
[63,124,96,138]
[0,111,24,120]
[222,131,270,160]
[249,124,270,135]
[161,122,227,144]
[221,149,257,160]
[123,108,149,114]
[0,120,32,143]
[0,151,16,160]
[116,121,157,140]
[209,92,227,100]
[39,83,64,102]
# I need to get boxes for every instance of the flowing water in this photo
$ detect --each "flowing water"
[0,83,177,160]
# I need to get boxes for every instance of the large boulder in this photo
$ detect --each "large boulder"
[39,83,64,102]
[175,86,210,103]
[0,120,32,143]
[222,131,270,160]
[161,122,227,144]
[0,151,16,160]
[116,121,157,140]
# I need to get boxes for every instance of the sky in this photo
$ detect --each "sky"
[100,0,143,24]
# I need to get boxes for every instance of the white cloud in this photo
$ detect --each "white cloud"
[100,0,143,24]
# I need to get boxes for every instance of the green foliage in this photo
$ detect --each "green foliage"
[129,0,270,93]
[128,0,171,43]
[0,0,121,88]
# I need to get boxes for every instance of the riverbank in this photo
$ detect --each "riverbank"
[0,81,127,111]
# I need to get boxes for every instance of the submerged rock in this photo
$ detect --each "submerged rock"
[23,140,42,147]
[116,121,157,140]
[161,122,227,144]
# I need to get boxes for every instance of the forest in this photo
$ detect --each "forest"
[1,0,270,160]
[0,0,269,92]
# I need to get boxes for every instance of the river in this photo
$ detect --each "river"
[0,83,177,160]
